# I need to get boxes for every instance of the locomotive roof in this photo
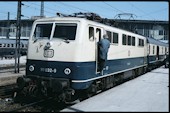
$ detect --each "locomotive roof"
[34,16,168,47]
[34,16,87,22]
[35,16,145,37]
[147,37,169,47]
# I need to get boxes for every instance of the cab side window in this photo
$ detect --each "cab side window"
[106,31,112,42]
[132,36,135,46]
[122,34,126,45]
[96,28,101,41]
[127,35,132,45]
[89,27,94,41]
[113,32,118,44]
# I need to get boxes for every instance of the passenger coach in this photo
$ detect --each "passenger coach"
[147,37,169,69]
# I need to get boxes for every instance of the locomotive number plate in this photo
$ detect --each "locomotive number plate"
[44,49,54,58]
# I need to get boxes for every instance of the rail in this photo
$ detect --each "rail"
[0,64,25,73]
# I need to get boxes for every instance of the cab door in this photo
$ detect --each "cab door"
[88,25,104,74]
[95,27,104,74]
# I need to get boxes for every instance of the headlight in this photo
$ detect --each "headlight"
[64,68,71,75]
[29,65,34,72]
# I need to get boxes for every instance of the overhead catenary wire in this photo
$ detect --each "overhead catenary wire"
[59,2,90,12]
[103,1,125,14]
[25,2,61,16]
[128,2,168,21]
[128,2,156,20]
[0,2,168,21]
[139,8,168,18]
[80,2,116,19]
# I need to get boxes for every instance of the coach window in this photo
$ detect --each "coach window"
[132,36,135,46]
[138,39,144,47]
[127,35,132,45]
[89,27,94,41]
[113,32,118,44]
[122,34,126,45]
[11,44,14,48]
[7,44,10,47]
[148,45,150,54]
[106,31,112,43]
[0,44,2,47]
[141,39,144,46]
[153,46,155,54]
[138,39,141,46]
[3,44,6,47]
[165,47,167,54]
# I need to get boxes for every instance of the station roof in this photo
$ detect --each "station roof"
[111,19,168,25]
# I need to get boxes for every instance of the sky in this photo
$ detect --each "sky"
[0,1,169,21]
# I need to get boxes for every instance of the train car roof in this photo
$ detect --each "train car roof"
[147,37,169,47]
[0,38,28,44]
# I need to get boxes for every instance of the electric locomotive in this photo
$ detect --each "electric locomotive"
[16,13,168,102]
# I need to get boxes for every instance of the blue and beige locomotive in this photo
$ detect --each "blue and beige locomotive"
[16,13,169,102]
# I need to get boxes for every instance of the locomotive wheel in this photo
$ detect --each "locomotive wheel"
[79,85,96,101]
[130,70,135,79]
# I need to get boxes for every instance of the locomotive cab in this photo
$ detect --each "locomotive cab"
[17,17,102,102]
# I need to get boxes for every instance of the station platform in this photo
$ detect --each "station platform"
[61,66,169,112]
[0,70,24,86]
[0,56,26,86]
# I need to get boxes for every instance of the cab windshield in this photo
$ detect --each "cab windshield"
[33,23,53,40]
[53,23,77,40]
[32,23,77,41]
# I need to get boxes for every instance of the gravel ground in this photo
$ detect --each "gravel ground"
[0,97,69,112]
[0,97,41,112]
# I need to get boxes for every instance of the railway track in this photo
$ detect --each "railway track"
[6,97,53,112]
[1,95,70,112]
[0,84,17,99]
[0,64,25,73]
[0,84,73,112]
